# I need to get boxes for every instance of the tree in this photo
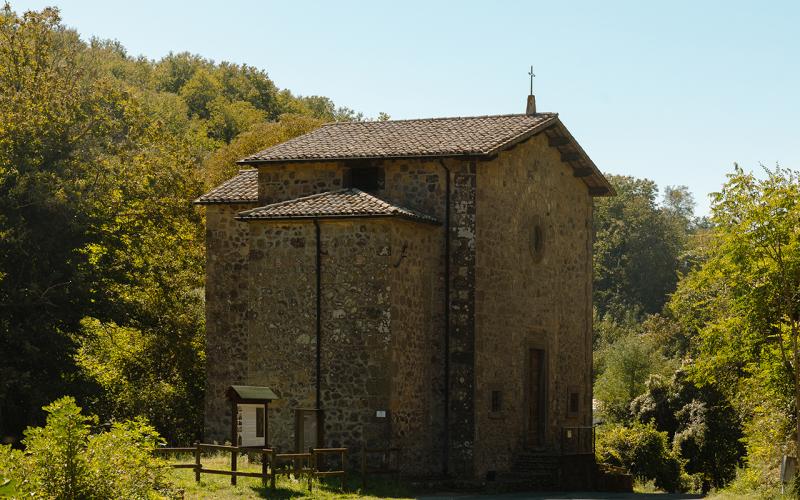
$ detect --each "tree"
[0,5,205,443]
[594,320,676,422]
[0,3,362,444]
[0,4,137,440]
[595,420,684,492]
[0,397,170,498]
[673,165,800,470]
[153,51,208,94]
[179,68,223,119]
[631,369,745,490]
[206,97,267,143]
[201,113,324,187]
[593,176,694,319]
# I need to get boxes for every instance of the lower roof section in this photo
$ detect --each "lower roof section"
[235,188,440,225]
[193,169,258,204]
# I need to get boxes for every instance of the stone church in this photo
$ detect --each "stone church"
[195,95,613,480]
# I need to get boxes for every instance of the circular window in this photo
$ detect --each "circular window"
[530,221,545,262]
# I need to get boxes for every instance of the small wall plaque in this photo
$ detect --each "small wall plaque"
[375,410,387,418]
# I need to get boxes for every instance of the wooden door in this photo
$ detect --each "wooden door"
[294,409,322,452]
[526,348,546,447]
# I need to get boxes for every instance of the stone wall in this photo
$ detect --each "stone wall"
[203,203,257,443]
[377,158,477,476]
[204,141,594,478]
[257,163,342,204]
[240,216,444,475]
[379,160,446,220]
[389,221,444,475]
[473,133,594,477]
[244,221,318,449]
[316,220,392,453]
[446,160,478,476]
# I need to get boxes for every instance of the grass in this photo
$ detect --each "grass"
[631,479,661,494]
[166,453,415,499]
[0,479,16,496]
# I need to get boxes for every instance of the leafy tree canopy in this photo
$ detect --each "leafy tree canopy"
[593,176,696,320]
[0,3,374,445]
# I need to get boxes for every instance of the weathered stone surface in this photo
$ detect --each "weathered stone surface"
[447,160,477,477]
[245,222,318,449]
[202,130,595,480]
[257,163,342,204]
[473,133,593,477]
[203,203,257,443]
[389,221,445,475]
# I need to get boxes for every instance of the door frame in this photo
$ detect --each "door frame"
[524,343,548,449]
[294,408,324,452]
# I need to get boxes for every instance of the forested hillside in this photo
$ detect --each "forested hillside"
[1,4,799,497]
[0,4,380,446]
[593,170,800,495]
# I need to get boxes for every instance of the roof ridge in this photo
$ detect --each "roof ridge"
[320,112,559,126]
[238,188,356,216]
[236,188,439,224]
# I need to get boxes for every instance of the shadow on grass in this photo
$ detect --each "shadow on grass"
[246,473,414,499]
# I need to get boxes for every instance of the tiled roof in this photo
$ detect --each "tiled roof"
[236,189,439,224]
[193,169,258,204]
[239,113,559,163]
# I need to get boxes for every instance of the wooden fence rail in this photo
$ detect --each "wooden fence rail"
[271,451,313,490]
[311,447,347,491]
[154,444,358,493]
[361,446,401,489]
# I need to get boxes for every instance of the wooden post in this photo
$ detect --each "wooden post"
[264,401,269,448]
[341,448,347,491]
[230,400,238,446]
[261,449,268,486]
[270,450,276,493]
[361,448,366,490]
[194,442,201,483]
[231,448,238,486]
[230,399,238,487]
[308,451,314,492]
[396,448,402,484]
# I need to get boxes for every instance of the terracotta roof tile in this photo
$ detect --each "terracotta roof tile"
[235,189,439,224]
[194,169,258,204]
[239,113,559,163]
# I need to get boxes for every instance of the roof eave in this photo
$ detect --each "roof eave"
[234,213,440,225]
[192,198,258,205]
[540,118,616,197]
[236,152,491,166]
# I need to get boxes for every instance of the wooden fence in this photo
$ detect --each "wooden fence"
[360,446,401,489]
[561,426,595,455]
[154,443,349,493]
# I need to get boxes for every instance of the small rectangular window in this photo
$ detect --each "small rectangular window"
[568,392,580,416]
[491,390,503,413]
[256,407,264,438]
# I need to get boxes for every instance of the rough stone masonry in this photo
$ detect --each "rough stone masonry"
[194,110,614,479]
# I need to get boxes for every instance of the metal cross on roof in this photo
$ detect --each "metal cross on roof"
[528,65,536,95]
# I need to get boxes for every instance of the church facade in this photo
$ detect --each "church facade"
[195,99,613,479]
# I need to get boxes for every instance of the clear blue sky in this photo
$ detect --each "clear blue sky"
[12,0,800,215]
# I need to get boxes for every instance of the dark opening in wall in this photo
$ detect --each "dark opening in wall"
[345,166,384,191]
[491,390,503,413]
[568,391,580,416]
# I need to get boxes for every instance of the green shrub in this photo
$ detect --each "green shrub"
[0,396,172,499]
[596,421,683,492]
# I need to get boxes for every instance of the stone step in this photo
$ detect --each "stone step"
[512,458,559,464]
[489,473,558,493]
[498,471,555,480]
